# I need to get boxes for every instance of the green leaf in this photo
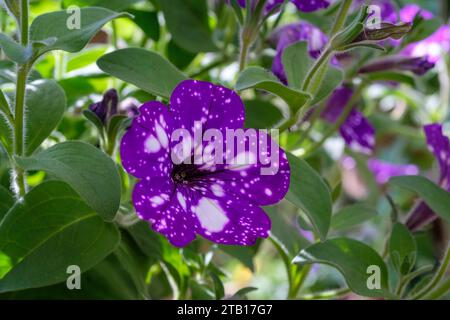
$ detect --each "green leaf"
[311,65,343,105]
[128,9,160,42]
[265,205,310,259]
[293,238,390,298]
[160,0,218,53]
[244,99,283,129]
[230,287,258,300]
[0,185,13,222]
[126,221,164,260]
[0,181,120,293]
[282,42,312,90]
[0,34,31,64]
[83,109,105,133]
[390,175,450,224]
[389,223,417,275]
[236,67,311,113]
[364,71,416,87]
[402,17,441,47]
[62,0,143,11]
[0,113,12,155]
[97,48,187,99]
[66,46,108,72]
[167,40,197,70]
[331,204,378,231]
[25,80,66,155]
[210,272,225,300]
[16,141,121,221]
[285,153,332,240]
[30,7,131,57]
[219,245,255,271]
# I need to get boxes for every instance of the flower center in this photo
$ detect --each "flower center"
[171,164,204,185]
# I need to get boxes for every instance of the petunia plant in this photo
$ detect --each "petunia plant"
[0,0,449,301]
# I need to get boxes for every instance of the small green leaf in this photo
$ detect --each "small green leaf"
[25,80,66,155]
[0,181,120,293]
[331,204,378,231]
[244,99,283,129]
[30,7,131,57]
[236,67,311,113]
[390,175,450,224]
[160,0,218,53]
[0,112,12,155]
[83,109,105,133]
[126,221,164,260]
[293,238,390,298]
[0,34,32,64]
[97,48,187,99]
[285,153,332,241]
[389,223,417,275]
[0,185,13,222]
[16,141,121,221]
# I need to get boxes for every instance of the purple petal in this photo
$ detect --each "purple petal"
[190,189,271,246]
[401,26,450,63]
[399,4,433,23]
[406,202,437,231]
[368,159,419,185]
[322,87,375,154]
[271,22,329,84]
[120,101,173,179]
[170,80,245,135]
[291,0,330,12]
[424,123,450,189]
[198,131,290,206]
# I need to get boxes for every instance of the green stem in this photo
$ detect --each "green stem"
[425,278,450,300]
[411,244,450,300]
[330,0,353,36]
[13,0,30,198]
[396,265,434,298]
[303,83,365,156]
[239,36,251,72]
[301,47,332,92]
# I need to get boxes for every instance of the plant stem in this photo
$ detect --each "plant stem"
[302,83,365,156]
[12,0,30,198]
[411,244,450,300]
[239,36,251,72]
[424,278,450,300]
[330,0,353,36]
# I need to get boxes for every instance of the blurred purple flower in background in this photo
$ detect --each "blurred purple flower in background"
[322,87,375,154]
[368,159,419,185]
[228,0,331,12]
[120,80,290,247]
[271,22,329,84]
[406,124,450,231]
[400,4,450,65]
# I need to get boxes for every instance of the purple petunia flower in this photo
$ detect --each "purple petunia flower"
[271,22,329,84]
[120,80,290,247]
[368,159,419,185]
[399,4,433,23]
[228,0,330,12]
[321,87,375,154]
[406,124,450,230]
